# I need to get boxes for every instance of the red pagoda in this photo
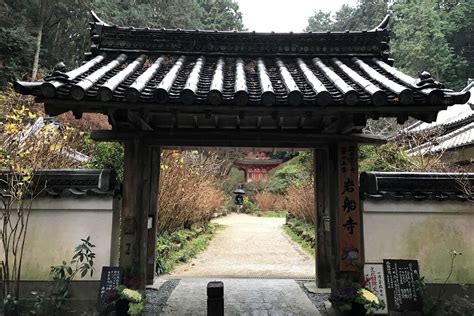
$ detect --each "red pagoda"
[234,152,283,183]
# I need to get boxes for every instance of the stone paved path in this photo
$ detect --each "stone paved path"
[170,213,315,278]
[158,278,321,315]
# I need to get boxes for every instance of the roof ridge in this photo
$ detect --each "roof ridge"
[87,12,391,59]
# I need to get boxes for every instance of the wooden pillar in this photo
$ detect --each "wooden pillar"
[314,148,332,288]
[146,146,161,285]
[328,143,340,291]
[120,141,160,289]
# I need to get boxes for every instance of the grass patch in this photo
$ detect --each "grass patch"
[252,210,288,218]
[283,218,315,257]
[155,223,224,275]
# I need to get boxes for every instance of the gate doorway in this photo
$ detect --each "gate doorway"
[95,139,373,289]
[155,148,316,280]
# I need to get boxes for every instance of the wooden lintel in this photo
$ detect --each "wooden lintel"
[90,129,387,147]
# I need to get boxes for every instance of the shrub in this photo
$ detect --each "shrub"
[85,138,124,181]
[254,191,287,212]
[285,186,315,225]
[268,163,310,194]
[158,151,225,233]
[255,191,277,211]
[359,143,414,172]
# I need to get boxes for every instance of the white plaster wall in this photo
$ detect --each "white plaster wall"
[8,197,116,281]
[363,200,474,283]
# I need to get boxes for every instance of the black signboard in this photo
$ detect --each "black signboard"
[383,259,423,314]
[96,266,123,312]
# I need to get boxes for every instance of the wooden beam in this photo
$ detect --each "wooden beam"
[39,98,448,119]
[322,116,339,133]
[298,117,305,129]
[90,129,387,147]
[128,110,153,131]
[340,114,367,134]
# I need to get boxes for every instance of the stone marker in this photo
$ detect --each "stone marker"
[207,281,224,316]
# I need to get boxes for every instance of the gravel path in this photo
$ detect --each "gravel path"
[170,213,315,278]
[144,279,180,315]
[158,278,322,315]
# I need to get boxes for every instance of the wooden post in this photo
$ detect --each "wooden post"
[120,140,159,289]
[147,146,161,285]
[327,143,339,291]
[314,148,332,288]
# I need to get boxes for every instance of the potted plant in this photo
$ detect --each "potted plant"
[115,286,145,316]
[329,285,385,315]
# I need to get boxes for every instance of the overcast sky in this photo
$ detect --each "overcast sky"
[237,0,358,32]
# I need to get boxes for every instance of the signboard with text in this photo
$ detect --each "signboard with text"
[364,263,388,314]
[383,259,423,314]
[97,266,123,312]
[338,143,361,271]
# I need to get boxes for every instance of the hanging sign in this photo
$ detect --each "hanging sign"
[364,263,388,314]
[338,143,361,271]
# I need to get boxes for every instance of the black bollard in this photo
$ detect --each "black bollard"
[207,281,224,316]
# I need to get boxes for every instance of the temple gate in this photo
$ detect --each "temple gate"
[14,12,470,290]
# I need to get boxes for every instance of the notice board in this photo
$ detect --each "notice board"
[383,259,423,314]
[97,266,124,311]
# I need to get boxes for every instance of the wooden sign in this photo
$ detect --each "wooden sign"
[97,266,124,312]
[364,263,388,314]
[383,259,423,314]
[338,143,361,271]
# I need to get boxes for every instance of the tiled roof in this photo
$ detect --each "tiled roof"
[403,83,474,153]
[405,82,474,133]
[0,169,117,197]
[407,122,474,155]
[360,172,474,202]
[13,13,470,133]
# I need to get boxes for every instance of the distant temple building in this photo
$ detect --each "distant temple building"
[234,152,282,183]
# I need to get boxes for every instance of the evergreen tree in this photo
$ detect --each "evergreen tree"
[305,0,471,89]
[392,0,469,89]
[0,0,244,88]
